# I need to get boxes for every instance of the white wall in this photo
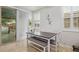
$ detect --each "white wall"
[33,11,40,21]
[16,6,79,47]
[16,10,29,41]
[32,7,64,43]
[61,31,79,46]
[40,7,63,33]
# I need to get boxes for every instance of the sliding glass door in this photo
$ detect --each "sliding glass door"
[0,7,1,44]
[1,7,16,44]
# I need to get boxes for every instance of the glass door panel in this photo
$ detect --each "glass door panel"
[1,7,16,44]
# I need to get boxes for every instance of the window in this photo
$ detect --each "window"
[73,17,79,28]
[64,6,79,31]
[73,12,79,28]
[64,18,70,28]
[64,13,71,28]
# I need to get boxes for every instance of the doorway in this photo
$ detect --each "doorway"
[1,7,16,44]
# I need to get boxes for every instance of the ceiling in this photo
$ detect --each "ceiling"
[15,6,46,11]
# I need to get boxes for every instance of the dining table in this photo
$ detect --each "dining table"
[26,32,57,52]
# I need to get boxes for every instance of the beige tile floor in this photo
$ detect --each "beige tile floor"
[0,40,39,52]
[0,40,73,52]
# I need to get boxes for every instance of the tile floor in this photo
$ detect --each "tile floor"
[0,40,73,52]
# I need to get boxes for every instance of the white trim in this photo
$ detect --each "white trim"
[7,6,31,13]
[63,28,79,32]
[70,7,74,29]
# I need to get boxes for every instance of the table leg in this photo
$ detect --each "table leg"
[48,39,50,52]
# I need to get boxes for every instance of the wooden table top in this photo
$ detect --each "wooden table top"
[27,32,57,39]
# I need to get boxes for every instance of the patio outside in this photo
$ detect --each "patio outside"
[1,7,16,44]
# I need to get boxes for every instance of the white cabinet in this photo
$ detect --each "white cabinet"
[33,11,40,34]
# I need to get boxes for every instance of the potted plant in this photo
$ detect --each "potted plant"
[29,20,33,32]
